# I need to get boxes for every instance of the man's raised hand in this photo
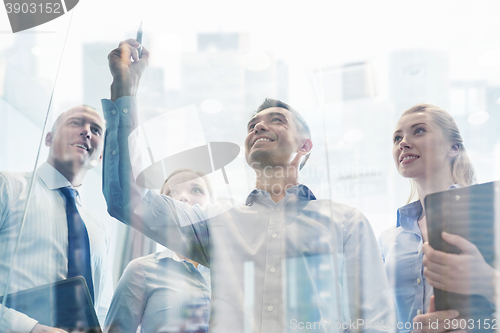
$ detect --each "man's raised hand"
[108,39,149,102]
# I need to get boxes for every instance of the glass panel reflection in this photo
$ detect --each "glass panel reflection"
[0,2,499,333]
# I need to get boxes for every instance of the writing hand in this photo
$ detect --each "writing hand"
[107,39,150,101]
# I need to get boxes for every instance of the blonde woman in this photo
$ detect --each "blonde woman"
[105,169,212,333]
[379,104,496,333]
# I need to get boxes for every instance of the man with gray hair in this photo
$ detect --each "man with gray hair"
[0,105,112,333]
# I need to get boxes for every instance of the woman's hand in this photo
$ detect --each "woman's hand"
[422,232,496,301]
[412,296,465,333]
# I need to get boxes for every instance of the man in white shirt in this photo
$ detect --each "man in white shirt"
[0,105,112,333]
[102,39,395,332]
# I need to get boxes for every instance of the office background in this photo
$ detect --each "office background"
[0,0,499,286]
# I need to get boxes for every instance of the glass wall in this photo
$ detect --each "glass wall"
[1,0,499,332]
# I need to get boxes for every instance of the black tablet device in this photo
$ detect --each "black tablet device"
[425,180,500,326]
[0,276,101,332]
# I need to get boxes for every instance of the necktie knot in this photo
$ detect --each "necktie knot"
[59,187,77,199]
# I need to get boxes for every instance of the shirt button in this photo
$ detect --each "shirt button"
[268,306,273,312]
[270,267,276,273]
[111,110,116,115]
[417,278,421,284]
[417,309,421,315]
[123,108,129,114]
[275,207,280,211]
[112,151,116,155]
[272,233,277,239]
[418,249,421,255]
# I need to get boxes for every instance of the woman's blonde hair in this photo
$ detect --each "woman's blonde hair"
[401,104,476,203]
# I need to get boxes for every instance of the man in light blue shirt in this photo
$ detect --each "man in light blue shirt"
[102,39,396,332]
[0,105,112,333]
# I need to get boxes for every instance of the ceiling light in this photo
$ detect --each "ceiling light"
[31,47,41,55]
[467,111,489,125]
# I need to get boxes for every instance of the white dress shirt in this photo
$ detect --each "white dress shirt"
[104,249,211,333]
[0,162,113,332]
[102,97,396,333]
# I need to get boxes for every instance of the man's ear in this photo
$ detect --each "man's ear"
[298,138,313,171]
[448,143,460,157]
[298,138,313,156]
[45,132,54,147]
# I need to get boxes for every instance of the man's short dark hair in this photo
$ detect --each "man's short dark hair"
[253,98,311,169]
[254,98,311,138]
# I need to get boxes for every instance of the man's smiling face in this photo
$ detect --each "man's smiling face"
[245,107,305,170]
[46,106,105,172]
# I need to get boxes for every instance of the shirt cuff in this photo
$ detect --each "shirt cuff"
[101,96,138,129]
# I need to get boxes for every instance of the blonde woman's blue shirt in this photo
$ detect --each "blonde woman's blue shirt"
[378,185,459,332]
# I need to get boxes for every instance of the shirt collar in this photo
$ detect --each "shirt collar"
[157,248,175,260]
[245,184,316,206]
[397,200,423,230]
[37,162,72,190]
[158,249,208,273]
[397,184,461,231]
[38,162,83,205]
